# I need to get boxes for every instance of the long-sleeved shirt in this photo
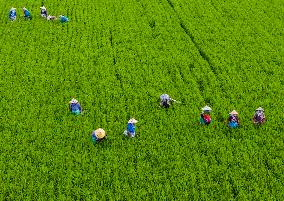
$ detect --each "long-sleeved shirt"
[201,113,211,124]
[9,10,16,19]
[69,103,82,112]
[24,10,31,17]
[253,112,265,122]
[60,16,69,23]
[127,123,135,133]
[228,115,239,124]
[41,9,47,17]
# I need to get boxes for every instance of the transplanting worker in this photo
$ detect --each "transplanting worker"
[253,107,266,125]
[69,98,82,115]
[22,7,32,20]
[160,94,172,108]
[9,7,17,21]
[59,15,69,23]
[91,128,107,144]
[228,110,240,128]
[200,105,212,125]
[40,6,48,18]
[47,15,57,20]
[160,94,180,108]
[124,118,138,138]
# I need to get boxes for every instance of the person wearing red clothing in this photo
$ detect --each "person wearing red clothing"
[200,106,212,125]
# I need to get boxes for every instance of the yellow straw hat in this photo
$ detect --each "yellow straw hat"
[230,110,238,115]
[69,98,78,104]
[256,107,264,111]
[128,118,138,124]
[95,128,106,139]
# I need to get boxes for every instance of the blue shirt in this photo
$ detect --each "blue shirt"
[24,10,31,17]
[70,103,81,112]
[9,10,16,18]
[127,123,135,133]
[60,16,69,23]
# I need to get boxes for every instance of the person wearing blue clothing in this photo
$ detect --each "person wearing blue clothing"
[9,7,17,21]
[124,118,138,138]
[40,6,48,18]
[59,15,69,23]
[69,98,82,115]
[22,7,32,20]
[228,110,240,128]
[91,128,107,144]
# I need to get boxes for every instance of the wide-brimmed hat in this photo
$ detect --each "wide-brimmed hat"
[256,107,264,111]
[128,118,138,124]
[40,6,46,9]
[10,7,16,10]
[69,98,78,104]
[202,105,212,112]
[160,94,170,99]
[94,128,106,139]
[230,110,238,115]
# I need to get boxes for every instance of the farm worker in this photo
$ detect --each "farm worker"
[253,107,266,125]
[69,98,82,115]
[91,128,107,144]
[160,94,180,108]
[40,6,48,18]
[228,110,240,128]
[22,7,32,20]
[9,7,17,21]
[47,15,57,20]
[160,94,171,108]
[200,105,212,125]
[124,118,138,138]
[59,15,69,23]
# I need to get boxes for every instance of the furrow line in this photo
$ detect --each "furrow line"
[166,0,217,75]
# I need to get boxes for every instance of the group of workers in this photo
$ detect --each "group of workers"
[8,6,69,23]
[69,98,138,145]
[160,94,266,127]
[69,94,266,145]
[199,105,265,128]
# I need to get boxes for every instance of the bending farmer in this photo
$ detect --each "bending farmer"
[200,105,212,125]
[69,98,82,115]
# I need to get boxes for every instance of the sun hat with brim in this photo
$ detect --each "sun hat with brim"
[230,110,238,115]
[128,118,138,124]
[10,7,16,10]
[94,128,106,139]
[256,107,264,111]
[202,106,212,112]
[70,98,78,104]
[40,6,46,9]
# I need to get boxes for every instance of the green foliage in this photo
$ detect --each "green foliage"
[0,0,283,200]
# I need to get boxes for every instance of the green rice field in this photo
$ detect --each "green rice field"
[0,0,284,200]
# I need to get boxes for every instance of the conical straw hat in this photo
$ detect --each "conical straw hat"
[256,107,264,111]
[95,128,105,139]
[70,98,78,104]
[230,110,238,115]
[202,105,212,111]
[128,118,138,124]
